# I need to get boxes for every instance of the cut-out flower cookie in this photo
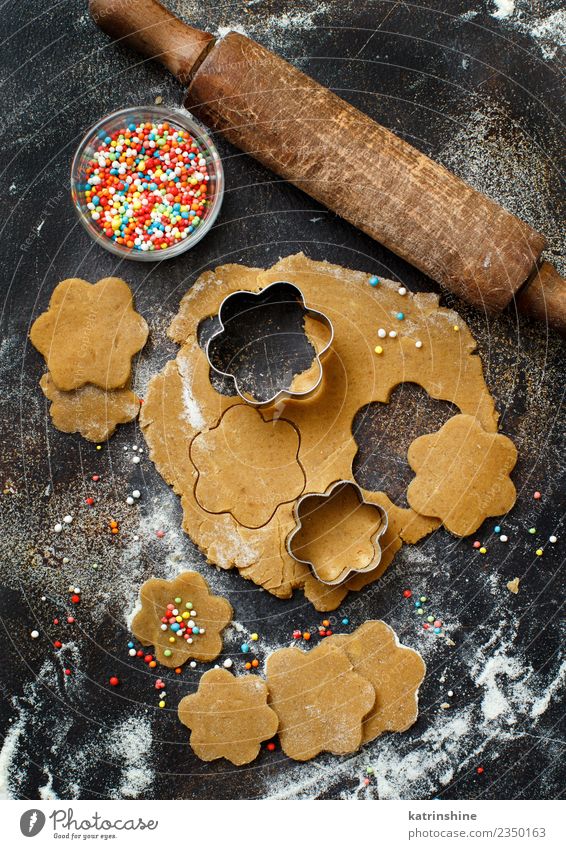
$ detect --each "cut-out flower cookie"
[265,640,375,761]
[287,480,388,584]
[40,373,140,443]
[178,669,279,765]
[190,404,305,528]
[131,572,232,668]
[407,414,517,537]
[328,620,426,743]
[30,277,148,391]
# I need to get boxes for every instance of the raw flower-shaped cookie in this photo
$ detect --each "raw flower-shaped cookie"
[407,414,517,537]
[287,480,388,584]
[328,621,425,743]
[40,373,140,442]
[190,404,305,528]
[30,277,148,391]
[131,572,232,668]
[178,669,279,765]
[265,640,375,760]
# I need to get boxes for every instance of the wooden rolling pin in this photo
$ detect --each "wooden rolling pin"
[89,0,565,333]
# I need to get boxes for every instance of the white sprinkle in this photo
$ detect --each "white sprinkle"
[128,648,136,656]
[189,661,197,668]
[447,690,454,697]
[132,456,141,464]
[126,496,135,505]
[389,330,397,338]
[132,445,138,451]
[500,534,508,543]
[199,628,205,634]
[41,596,46,601]
[415,340,423,349]
[549,535,557,544]
[63,515,73,524]
[440,702,451,710]
[398,286,407,295]
[223,658,233,668]
[160,624,167,631]
[30,630,39,639]
[54,523,63,533]
[132,490,141,499]
[74,587,80,594]
[377,328,386,338]
[62,557,69,564]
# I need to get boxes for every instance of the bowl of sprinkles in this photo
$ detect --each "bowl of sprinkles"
[71,106,224,260]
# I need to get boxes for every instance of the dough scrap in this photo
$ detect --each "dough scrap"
[190,404,305,528]
[265,640,375,760]
[30,277,148,391]
[141,253,503,610]
[178,669,279,765]
[407,414,517,536]
[327,620,425,743]
[131,571,232,668]
[40,373,140,443]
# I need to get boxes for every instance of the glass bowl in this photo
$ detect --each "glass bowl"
[71,105,224,261]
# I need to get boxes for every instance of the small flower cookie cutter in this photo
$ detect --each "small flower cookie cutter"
[205,280,334,407]
[286,480,389,586]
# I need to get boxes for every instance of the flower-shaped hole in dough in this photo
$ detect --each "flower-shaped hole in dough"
[205,280,333,406]
[178,669,279,765]
[190,404,306,529]
[407,414,517,537]
[30,277,148,391]
[131,572,232,668]
[286,480,388,584]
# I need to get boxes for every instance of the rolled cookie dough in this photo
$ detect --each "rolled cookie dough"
[141,253,501,610]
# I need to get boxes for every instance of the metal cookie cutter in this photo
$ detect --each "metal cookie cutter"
[205,280,334,407]
[286,480,389,586]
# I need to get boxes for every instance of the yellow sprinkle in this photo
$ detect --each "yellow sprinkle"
[182,611,190,619]
[374,345,383,355]
[250,633,259,641]
[158,700,166,709]
[169,637,175,643]
[479,547,487,554]
[536,548,543,556]
[453,325,460,332]
[96,445,102,451]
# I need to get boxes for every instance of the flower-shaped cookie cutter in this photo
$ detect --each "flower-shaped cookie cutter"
[205,280,334,407]
[286,480,389,586]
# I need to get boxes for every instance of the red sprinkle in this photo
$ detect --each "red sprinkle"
[403,589,412,598]
[91,474,100,482]
[67,616,75,624]
[53,640,62,648]
[85,497,95,506]
[476,766,484,774]
[64,669,71,676]
[533,491,541,500]
[71,594,80,604]
[156,530,166,538]
[109,676,120,686]
[266,742,276,752]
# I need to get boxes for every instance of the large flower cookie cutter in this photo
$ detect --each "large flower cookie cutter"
[286,480,389,586]
[205,280,334,407]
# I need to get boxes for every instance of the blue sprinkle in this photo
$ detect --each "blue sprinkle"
[192,627,200,635]
[415,601,421,608]
[170,623,180,632]
[494,525,501,534]
[342,618,349,625]
[241,643,250,653]
[127,641,134,648]
[396,312,405,320]
[369,276,379,287]
[434,627,441,634]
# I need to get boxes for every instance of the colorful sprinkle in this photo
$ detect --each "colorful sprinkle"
[368,276,379,287]
[396,312,405,320]
[109,676,120,686]
[533,491,541,500]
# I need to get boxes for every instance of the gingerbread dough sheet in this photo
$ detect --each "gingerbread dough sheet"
[141,253,505,611]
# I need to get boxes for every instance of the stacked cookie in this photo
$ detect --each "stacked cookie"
[30,277,148,441]
[179,619,426,765]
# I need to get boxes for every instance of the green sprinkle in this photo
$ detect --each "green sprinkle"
[174,597,182,604]
[164,649,172,657]
[528,527,536,535]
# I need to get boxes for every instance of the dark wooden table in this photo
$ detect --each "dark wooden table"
[0,0,564,800]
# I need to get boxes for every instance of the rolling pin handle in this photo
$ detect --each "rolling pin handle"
[517,261,566,336]
[88,0,215,84]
